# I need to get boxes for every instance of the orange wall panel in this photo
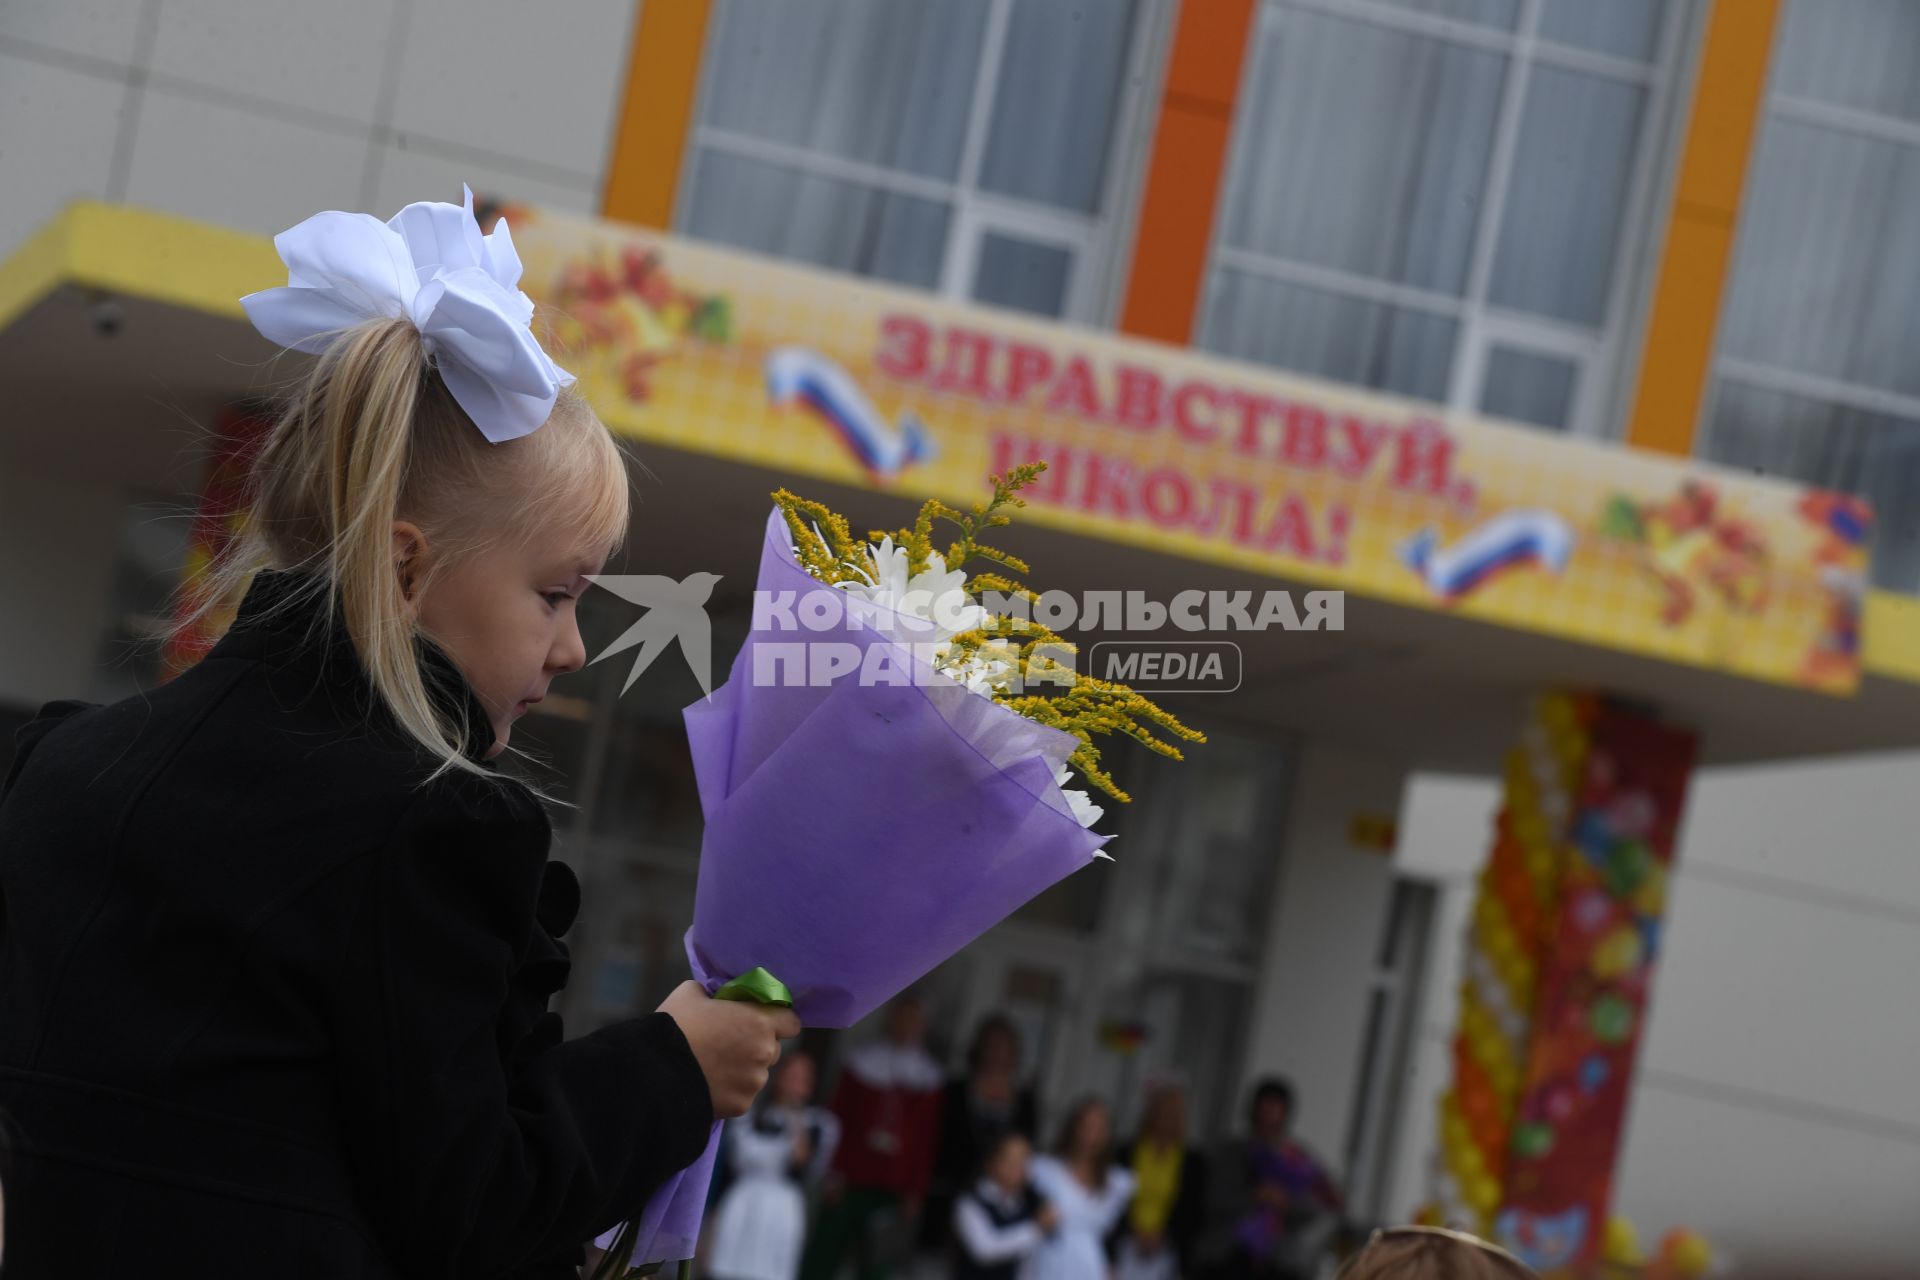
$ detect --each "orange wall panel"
[1119,108,1236,346]
[602,0,714,230]
[1119,0,1257,347]
[1625,0,1781,455]
[1163,0,1257,106]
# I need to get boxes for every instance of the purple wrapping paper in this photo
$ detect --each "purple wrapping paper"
[600,509,1110,1269]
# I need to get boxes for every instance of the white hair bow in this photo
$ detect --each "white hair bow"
[241,186,574,444]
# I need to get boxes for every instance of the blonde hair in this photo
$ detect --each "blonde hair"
[173,316,630,783]
[1337,1228,1539,1280]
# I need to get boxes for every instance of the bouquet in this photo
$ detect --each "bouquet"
[592,465,1201,1278]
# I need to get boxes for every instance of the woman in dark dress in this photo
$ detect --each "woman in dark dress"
[924,1015,1041,1255]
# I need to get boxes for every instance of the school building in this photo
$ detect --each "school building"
[2,2,1918,1274]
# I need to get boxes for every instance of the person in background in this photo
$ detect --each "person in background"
[802,995,946,1280]
[951,1130,1059,1280]
[707,1049,841,1280]
[1196,1079,1346,1280]
[926,1014,1042,1253]
[1025,1098,1136,1280]
[1113,1083,1207,1280]
[1333,1227,1537,1280]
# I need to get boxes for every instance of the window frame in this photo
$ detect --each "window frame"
[1694,9,1920,591]
[1199,0,1690,438]
[1706,84,1920,440]
[674,0,1170,326]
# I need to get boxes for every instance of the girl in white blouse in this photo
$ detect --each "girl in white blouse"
[1023,1099,1135,1280]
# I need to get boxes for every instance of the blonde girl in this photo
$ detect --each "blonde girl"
[0,190,796,1278]
[1336,1227,1540,1280]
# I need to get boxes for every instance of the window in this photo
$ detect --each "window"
[1700,0,1920,590]
[678,0,1160,322]
[1200,0,1681,436]
[1068,731,1294,1141]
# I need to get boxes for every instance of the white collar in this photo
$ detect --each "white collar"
[974,1178,1027,1211]
[844,1041,945,1091]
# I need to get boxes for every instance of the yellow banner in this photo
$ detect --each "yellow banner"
[505,204,1868,696]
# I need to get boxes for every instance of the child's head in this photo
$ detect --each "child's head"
[980,1130,1032,1194]
[771,1048,816,1107]
[1055,1096,1113,1164]
[201,324,631,780]
[248,317,626,768]
[1336,1227,1538,1280]
[191,192,632,780]
[1250,1077,1295,1143]
[1140,1082,1188,1146]
[883,993,929,1047]
[966,1014,1021,1079]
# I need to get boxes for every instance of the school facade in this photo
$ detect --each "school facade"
[3,1,1919,1273]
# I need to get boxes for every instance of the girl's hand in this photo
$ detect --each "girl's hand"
[658,981,801,1117]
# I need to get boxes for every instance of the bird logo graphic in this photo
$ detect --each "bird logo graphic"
[585,572,724,697]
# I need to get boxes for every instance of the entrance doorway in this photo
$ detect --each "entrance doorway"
[869,731,1297,1152]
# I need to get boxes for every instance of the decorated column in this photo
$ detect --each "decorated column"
[1429,693,1698,1275]
[1432,692,1592,1230]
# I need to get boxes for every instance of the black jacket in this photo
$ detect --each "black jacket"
[922,1079,1040,1251]
[0,568,713,1278]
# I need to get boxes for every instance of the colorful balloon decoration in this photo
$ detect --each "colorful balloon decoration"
[1601,1214,1645,1269]
[1652,1227,1717,1278]
[1598,1219,1719,1280]
[1428,694,1699,1276]
[1431,693,1591,1233]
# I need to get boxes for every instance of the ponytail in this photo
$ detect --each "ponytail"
[169,315,630,785]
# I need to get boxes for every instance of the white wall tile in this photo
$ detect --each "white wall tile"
[1395,773,1499,881]
[121,88,367,236]
[1614,1081,1920,1272]
[1640,870,1920,1130]
[368,141,595,219]
[0,0,147,68]
[147,0,398,126]
[0,52,125,256]
[388,0,640,181]
[1679,752,1920,914]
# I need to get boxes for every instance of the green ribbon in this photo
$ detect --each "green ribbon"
[713,966,795,1009]
[600,967,795,1280]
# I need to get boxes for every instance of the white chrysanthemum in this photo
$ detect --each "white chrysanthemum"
[835,537,991,635]
[1053,764,1106,835]
[834,536,1009,692]
[814,537,1106,839]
